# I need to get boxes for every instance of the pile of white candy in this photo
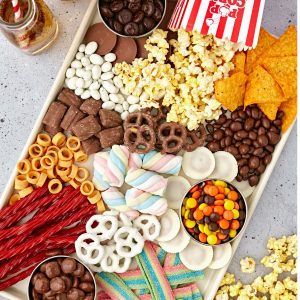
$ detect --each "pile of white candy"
[65,41,140,120]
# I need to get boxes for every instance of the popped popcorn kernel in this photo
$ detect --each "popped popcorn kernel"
[240,257,256,273]
[220,272,236,286]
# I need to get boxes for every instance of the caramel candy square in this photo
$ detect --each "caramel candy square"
[57,88,82,108]
[60,105,85,132]
[96,126,124,149]
[72,115,101,141]
[42,101,67,128]
[99,109,122,128]
[82,137,102,155]
[80,99,102,116]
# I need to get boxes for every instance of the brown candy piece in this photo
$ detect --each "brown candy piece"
[58,88,82,108]
[84,23,117,56]
[185,125,206,152]
[61,258,77,274]
[80,99,102,116]
[45,262,61,279]
[67,288,85,300]
[32,272,47,285]
[44,125,62,136]
[60,105,85,132]
[50,277,66,293]
[43,102,67,128]
[56,293,67,300]
[34,277,50,294]
[61,276,72,292]
[79,282,94,293]
[81,137,102,155]
[113,36,137,64]
[135,37,148,59]
[80,271,93,283]
[97,126,124,149]
[72,263,85,277]
[99,109,122,128]
[72,115,101,141]
[157,122,187,154]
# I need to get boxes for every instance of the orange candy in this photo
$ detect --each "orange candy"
[219,219,230,229]
[227,191,239,201]
[214,205,225,215]
[203,185,211,194]
[192,190,201,199]
[208,186,219,196]
[231,220,240,230]
[215,193,225,200]
[234,202,240,210]
[203,206,213,216]
[199,233,207,243]
[217,232,227,240]
[193,209,204,221]
[190,185,199,193]
[223,210,234,220]
[218,186,225,194]
[214,200,224,206]
[215,239,221,245]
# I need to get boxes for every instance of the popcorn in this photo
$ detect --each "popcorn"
[216,234,297,300]
[114,28,235,130]
[240,257,256,273]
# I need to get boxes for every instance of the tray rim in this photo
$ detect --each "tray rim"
[0,0,296,298]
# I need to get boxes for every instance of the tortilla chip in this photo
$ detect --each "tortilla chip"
[215,72,248,112]
[279,97,297,132]
[262,56,297,99]
[244,66,285,107]
[230,52,246,75]
[258,25,297,64]
[245,28,277,74]
[258,102,281,121]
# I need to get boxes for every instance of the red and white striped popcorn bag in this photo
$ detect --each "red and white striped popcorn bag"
[168,0,266,50]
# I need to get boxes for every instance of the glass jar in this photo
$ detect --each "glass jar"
[0,0,58,55]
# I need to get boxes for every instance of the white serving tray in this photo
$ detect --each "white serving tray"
[0,0,295,299]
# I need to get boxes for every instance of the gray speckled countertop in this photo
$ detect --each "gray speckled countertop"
[0,0,297,298]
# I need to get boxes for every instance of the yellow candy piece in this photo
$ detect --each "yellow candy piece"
[199,203,207,210]
[185,219,196,229]
[203,224,212,235]
[214,180,227,188]
[224,200,235,210]
[198,224,205,233]
[181,206,186,216]
[186,197,197,209]
[224,188,230,195]
[184,209,190,219]
[232,209,240,219]
[207,234,218,245]
[229,229,237,238]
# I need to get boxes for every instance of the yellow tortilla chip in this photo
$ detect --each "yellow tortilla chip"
[230,52,246,75]
[244,66,285,107]
[258,102,281,121]
[215,72,248,112]
[258,25,297,63]
[262,56,297,99]
[279,97,297,132]
[245,28,277,74]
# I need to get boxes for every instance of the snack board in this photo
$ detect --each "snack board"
[0,0,296,299]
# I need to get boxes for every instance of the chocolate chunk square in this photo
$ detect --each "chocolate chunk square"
[72,115,102,141]
[60,105,85,132]
[44,125,61,136]
[99,109,122,128]
[80,99,102,116]
[82,137,102,155]
[96,126,124,149]
[57,88,82,108]
[42,101,67,128]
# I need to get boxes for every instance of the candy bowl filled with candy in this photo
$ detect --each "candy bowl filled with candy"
[28,255,96,300]
[180,179,248,247]
[98,0,166,38]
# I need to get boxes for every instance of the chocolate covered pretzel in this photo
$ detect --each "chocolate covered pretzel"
[185,125,207,152]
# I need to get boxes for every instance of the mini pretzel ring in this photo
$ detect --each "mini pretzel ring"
[157,122,187,154]
[75,233,105,265]
[114,227,144,258]
[45,150,58,165]
[40,155,55,170]
[31,158,43,172]
[80,180,95,196]
[75,167,89,183]
[37,133,51,147]
[66,136,81,152]
[58,147,74,161]
[185,125,207,152]
[124,125,156,154]
[86,215,119,241]
[17,159,31,175]
[52,133,66,148]
[133,215,161,241]
[100,245,131,273]
[48,179,63,194]
[26,171,40,185]
[28,144,44,158]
